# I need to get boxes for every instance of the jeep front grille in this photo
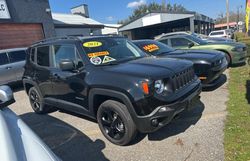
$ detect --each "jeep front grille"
[171,67,195,91]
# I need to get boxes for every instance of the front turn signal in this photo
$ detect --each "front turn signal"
[142,82,149,95]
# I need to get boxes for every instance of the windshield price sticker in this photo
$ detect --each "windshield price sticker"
[88,51,109,58]
[83,41,102,48]
[143,44,159,52]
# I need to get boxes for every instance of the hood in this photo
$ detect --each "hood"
[104,57,193,79]
[162,49,224,63]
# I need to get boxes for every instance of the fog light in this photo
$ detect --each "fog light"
[151,119,159,127]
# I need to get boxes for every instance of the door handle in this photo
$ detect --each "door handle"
[5,66,12,70]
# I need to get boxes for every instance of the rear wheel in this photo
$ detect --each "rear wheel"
[97,100,137,146]
[28,87,56,114]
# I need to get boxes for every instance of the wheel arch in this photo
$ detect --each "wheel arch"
[216,49,231,65]
[88,88,137,121]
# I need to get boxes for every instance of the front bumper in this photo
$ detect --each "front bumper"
[201,62,227,86]
[231,50,247,64]
[134,81,202,133]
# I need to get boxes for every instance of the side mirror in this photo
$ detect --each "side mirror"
[59,59,75,71]
[188,42,195,48]
[0,85,15,109]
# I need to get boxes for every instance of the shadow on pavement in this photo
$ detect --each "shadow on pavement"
[246,80,250,104]
[147,100,205,141]
[202,74,227,92]
[20,113,109,161]
[9,81,24,93]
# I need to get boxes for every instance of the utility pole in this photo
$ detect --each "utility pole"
[226,0,229,29]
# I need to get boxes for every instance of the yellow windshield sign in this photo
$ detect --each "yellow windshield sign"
[83,41,102,48]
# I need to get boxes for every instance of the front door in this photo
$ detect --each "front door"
[50,44,88,114]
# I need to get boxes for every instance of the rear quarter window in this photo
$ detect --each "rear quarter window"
[37,46,50,67]
[0,53,9,65]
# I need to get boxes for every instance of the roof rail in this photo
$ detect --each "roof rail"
[32,36,81,46]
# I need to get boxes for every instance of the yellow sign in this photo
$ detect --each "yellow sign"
[88,51,109,58]
[143,44,159,52]
[246,0,250,32]
[83,41,102,48]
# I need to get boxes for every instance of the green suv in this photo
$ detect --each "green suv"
[155,32,247,65]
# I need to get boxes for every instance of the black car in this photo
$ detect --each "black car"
[23,36,201,145]
[133,40,227,87]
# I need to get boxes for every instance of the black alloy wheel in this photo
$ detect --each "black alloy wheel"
[97,100,137,146]
[100,109,125,140]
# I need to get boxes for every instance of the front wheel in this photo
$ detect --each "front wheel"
[97,100,137,146]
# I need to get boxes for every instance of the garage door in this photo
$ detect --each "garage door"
[0,24,44,49]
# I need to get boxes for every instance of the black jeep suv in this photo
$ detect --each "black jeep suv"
[23,36,201,145]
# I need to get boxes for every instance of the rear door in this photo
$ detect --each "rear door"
[35,46,54,98]
[0,52,17,84]
[7,50,26,81]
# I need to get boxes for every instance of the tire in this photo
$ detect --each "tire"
[28,87,56,114]
[97,100,137,146]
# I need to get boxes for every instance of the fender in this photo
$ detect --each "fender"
[88,88,139,123]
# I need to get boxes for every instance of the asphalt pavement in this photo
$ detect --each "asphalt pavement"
[9,71,229,161]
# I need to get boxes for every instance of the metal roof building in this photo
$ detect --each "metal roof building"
[52,4,104,37]
[119,11,214,40]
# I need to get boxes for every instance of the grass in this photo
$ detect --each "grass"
[224,34,250,161]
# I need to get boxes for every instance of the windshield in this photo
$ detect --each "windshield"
[81,37,147,65]
[185,35,208,45]
[134,40,175,56]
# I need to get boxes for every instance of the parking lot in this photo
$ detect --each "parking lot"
[9,71,229,161]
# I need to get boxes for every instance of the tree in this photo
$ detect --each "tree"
[215,11,245,24]
[117,2,187,24]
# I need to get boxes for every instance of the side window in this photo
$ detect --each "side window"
[52,45,82,68]
[0,53,9,65]
[159,38,169,46]
[8,50,26,63]
[170,38,192,47]
[37,46,50,67]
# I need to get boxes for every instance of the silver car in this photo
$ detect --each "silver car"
[0,48,27,85]
[0,85,60,161]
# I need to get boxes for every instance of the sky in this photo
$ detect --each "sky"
[48,0,246,24]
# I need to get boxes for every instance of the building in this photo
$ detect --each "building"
[102,24,121,35]
[52,4,104,37]
[119,11,214,40]
[0,1,104,50]
[0,0,55,49]
[214,22,237,30]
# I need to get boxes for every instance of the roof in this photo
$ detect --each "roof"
[119,11,214,32]
[214,22,237,28]
[52,13,104,28]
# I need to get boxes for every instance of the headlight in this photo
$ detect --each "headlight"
[154,80,165,94]
[232,46,244,52]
